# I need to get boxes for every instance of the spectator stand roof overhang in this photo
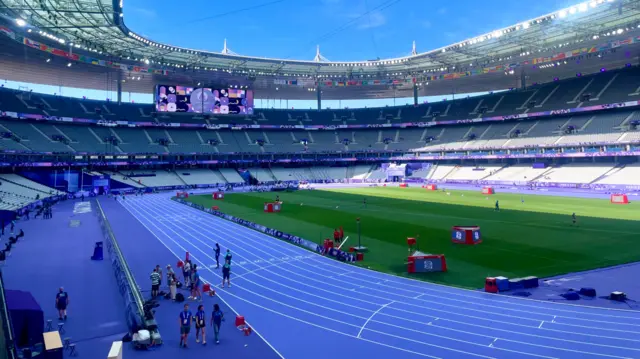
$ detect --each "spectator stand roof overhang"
[0,0,640,100]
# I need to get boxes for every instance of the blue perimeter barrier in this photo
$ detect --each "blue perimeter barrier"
[0,272,16,359]
[172,198,356,262]
[94,200,147,333]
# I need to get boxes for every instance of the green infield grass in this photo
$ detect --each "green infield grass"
[182,187,640,288]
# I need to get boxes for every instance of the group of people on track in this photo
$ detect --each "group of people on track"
[174,242,234,348]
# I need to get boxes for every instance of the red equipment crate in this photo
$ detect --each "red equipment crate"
[399,183,408,188]
[482,187,494,195]
[485,277,498,293]
[264,202,281,213]
[212,192,224,200]
[425,184,437,191]
[611,194,629,204]
[176,192,189,198]
[235,315,245,327]
[407,252,447,273]
[451,226,482,245]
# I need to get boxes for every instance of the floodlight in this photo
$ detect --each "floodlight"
[558,10,567,18]
[15,18,26,27]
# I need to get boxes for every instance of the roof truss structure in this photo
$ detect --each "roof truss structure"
[0,0,639,84]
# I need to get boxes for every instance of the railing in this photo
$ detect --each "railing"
[94,200,146,332]
[0,272,16,359]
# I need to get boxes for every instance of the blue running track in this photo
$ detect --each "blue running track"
[116,193,640,359]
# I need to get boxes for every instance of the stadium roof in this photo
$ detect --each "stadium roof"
[0,0,640,100]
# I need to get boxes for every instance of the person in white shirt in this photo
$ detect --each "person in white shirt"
[183,261,192,287]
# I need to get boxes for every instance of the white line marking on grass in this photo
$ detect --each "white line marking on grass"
[357,301,395,339]
[337,236,350,250]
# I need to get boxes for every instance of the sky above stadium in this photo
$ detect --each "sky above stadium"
[123,0,579,61]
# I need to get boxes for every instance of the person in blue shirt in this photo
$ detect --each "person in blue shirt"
[221,263,231,288]
[190,268,202,301]
[210,303,224,344]
[179,304,193,348]
[195,304,207,345]
[55,287,69,321]
[495,200,500,211]
[214,243,221,269]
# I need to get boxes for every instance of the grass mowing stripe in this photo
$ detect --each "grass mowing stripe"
[182,187,640,288]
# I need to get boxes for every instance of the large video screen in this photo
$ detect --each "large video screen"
[155,85,254,115]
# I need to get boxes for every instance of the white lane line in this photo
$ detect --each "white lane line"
[158,199,640,335]
[146,198,640,346]
[163,197,640,324]
[108,199,288,358]
[167,196,640,320]
[117,202,477,359]
[128,201,553,359]
[357,301,395,339]
[539,321,545,329]
[131,200,640,356]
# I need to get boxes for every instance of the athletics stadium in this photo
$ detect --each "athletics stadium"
[0,0,639,358]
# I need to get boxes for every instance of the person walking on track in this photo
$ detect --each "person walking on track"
[179,304,192,348]
[211,303,224,344]
[195,304,207,345]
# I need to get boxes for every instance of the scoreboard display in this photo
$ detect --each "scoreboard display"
[155,85,254,115]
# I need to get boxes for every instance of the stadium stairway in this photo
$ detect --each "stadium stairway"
[1,199,129,357]
[97,197,278,358]
[590,164,625,184]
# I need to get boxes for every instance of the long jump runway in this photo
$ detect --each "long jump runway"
[119,194,640,359]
